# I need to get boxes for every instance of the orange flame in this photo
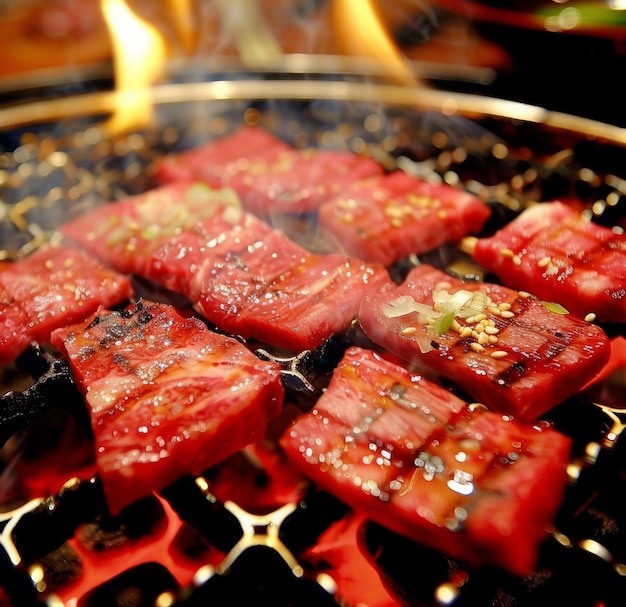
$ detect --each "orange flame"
[100,0,416,134]
[329,0,416,85]
[101,0,168,134]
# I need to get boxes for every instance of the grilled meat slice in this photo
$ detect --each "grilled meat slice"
[464,201,626,323]
[0,244,132,364]
[280,346,572,576]
[358,264,611,420]
[318,169,490,266]
[50,300,284,515]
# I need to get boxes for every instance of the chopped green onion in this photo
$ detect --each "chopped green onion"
[428,310,455,335]
[456,290,488,319]
[382,295,432,318]
[542,301,569,314]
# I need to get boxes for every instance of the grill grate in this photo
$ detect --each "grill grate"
[1,88,626,606]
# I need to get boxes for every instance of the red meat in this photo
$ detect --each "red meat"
[60,180,244,276]
[0,244,132,361]
[154,125,294,183]
[358,264,611,421]
[60,181,390,352]
[154,125,384,216]
[318,170,491,265]
[0,275,33,365]
[193,245,387,351]
[467,201,626,323]
[280,346,572,576]
[50,300,284,515]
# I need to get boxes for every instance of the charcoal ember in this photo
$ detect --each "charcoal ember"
[159,476,243,554]
[360,519,626,607]
[257,330,357,406]
[11,477,106,564]
[483,537,626,607]
[77,562,179,607]
[359,520,470,607]
[77,496,167,553]
[546,398,613,455]
[175,545,341,607]
[279,490,350,556]
[35,542,83,593]
[567,479,626,566]
[170,521,217,562]
[0,350,89,448]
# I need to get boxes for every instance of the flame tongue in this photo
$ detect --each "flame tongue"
[330,0,416,85]
[102,0,168,134]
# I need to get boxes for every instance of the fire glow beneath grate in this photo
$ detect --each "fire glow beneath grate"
[1,88,626,606]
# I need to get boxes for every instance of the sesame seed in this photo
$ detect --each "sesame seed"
[336,199,351,210]
[537,256,551,267]
[478,332,490,345]
[385,205,405,218]
[490,350,508,359]
[408,194,430,207]
[460,327,473,338]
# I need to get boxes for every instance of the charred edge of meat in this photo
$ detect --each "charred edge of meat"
[0,346,89,448]
[88,299,156,349]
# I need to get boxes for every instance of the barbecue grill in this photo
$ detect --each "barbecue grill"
[1,55,626,607]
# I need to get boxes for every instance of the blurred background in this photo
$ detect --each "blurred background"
[0,0,625,126]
